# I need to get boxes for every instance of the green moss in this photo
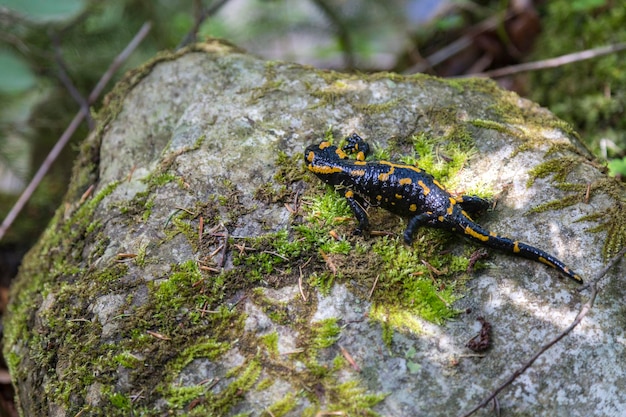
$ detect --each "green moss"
[170,338,231,371]
[263,392,297,417]
[526,156,581,188]
[308,80,351,108]
[94,263,128,284]
[526,155,626,258]
[166,385,206,409]
[370,235,462,325]
[109,392,132,410]
[260,332,279,356]
[134,242,148,267]
[470,118,522,139]
[400,131,475,187]
[203,359,262,415]
[311,318,341,349]
[113,351,142,369]
[326,379,386,416]
[578,204,626,258]
[353,98,400,114]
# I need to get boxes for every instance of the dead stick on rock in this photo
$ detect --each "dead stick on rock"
[0,22,152,242]
[459,246,626,417]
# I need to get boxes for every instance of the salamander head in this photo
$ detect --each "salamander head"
[304,141,346,180]
[304,141,345,165]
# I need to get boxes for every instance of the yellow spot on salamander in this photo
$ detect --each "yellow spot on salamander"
[513,241,520,253]
[356,151,366,161]
[464,226,490,242]
[319,141,331,149]
[433,179,445,190]
[418,180,430,195]
[308,165,343,175]
[378,166,395,181]
[345,190,354,198]
[399,178,412,185]
[376,195,382,201]
[490,231,497,237]
[438,216,444,222]
[379,160,421,173]
[461,210,473,221]
[395,194,403,199]
[538,257,558,268]
[446,198,456,215]
[409,204,417,211]
[355,160,367,166]
[335,148,348,159]
[307,151,315,162]
[350,169,366,177]
[538,257,556,268]
[566,269,583,283]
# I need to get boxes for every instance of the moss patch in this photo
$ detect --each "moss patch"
[527,153,626,258]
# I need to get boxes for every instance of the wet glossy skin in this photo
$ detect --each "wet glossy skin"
[304,133,582,284]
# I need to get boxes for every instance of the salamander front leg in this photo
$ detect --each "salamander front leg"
[404,212,438,244]
[343,133,370,161]
[344,190,369,237]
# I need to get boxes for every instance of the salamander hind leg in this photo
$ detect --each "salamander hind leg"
[457,195,491,217]
[404,212,439,245]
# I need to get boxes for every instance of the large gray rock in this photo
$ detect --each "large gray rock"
[4,41,625,417]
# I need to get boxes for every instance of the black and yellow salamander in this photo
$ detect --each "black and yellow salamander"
[304,133,582,284]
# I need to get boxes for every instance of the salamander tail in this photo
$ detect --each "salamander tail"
[454,214,583,284]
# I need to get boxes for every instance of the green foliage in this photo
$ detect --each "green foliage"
[608,157,626,177]
[0,49,36,94]
[530,1,626,165]
[2,0,86,22]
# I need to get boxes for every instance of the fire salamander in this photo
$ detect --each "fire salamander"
[304,133,583,284]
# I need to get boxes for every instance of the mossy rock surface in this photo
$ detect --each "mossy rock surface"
[4,40,625,417]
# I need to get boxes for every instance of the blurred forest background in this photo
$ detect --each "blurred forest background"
[0,0,624,414]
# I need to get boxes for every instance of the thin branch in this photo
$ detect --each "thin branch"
[0,22,152,242]
[459,246,626,417]
[177,0,232,49]
[461,42,626,79]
